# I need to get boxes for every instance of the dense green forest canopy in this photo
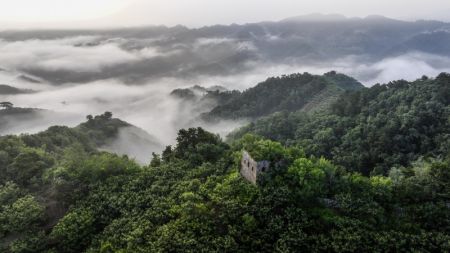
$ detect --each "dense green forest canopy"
[230,73,450,175]
[0,73,449,252]
[0,124,448,252]
[203,72,363,120]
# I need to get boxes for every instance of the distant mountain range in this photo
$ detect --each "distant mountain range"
[1,71,363,161]
[1,14,450,84]
[0,107,72,135]
[0,84,35,95]
[2,70,448,164]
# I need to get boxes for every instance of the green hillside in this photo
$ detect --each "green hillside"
[0,74,449,252]
[0,120,448,252]
[203,71,363,120]
[230,73,450,175]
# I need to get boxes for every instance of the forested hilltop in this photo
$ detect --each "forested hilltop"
[230,73,450,175]
[203,71,363,120]
[0,73,449,252]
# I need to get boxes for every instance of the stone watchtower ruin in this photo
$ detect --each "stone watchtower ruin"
[240,150,270,184]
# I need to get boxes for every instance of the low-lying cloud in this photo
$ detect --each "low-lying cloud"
[3,34,449,87]
[0,76,248,159]
[0,35,260,84]
[0,36,138,72]
[1,33,450,162]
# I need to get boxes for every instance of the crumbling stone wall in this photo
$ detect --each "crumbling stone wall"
[240,151,270,184]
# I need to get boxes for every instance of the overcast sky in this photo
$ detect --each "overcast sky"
[1,0,450,29]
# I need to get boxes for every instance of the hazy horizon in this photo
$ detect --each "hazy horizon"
[2,1,450,161]
[1,13,449,32]
[1,0,450,30]
[0,2,448,252]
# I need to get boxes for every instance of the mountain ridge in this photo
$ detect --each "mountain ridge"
[0,73,448,252]
[1,15,449,84]
[202,71,364,121]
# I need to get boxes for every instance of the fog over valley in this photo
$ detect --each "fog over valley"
[1,2,450,251]
[2,14,450,161]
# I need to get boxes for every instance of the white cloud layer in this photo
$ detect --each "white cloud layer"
[1,35,450,162]
[0,37,139,72]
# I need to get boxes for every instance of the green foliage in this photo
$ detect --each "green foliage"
[231,74,450,175]
[72,153,140,183]
[0,195,44,235]
[0,74,448,253]
[51,208,96,253]
[21,126,94,154]
[288,157,334,198]
[204,72,363,120]
[77,112,131,147]
[171,127,229,166]
[233,134,286,161]
[9,231,47,253]
[0,182,22,206]
[6,148,53,187]
[149,152,162,167]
